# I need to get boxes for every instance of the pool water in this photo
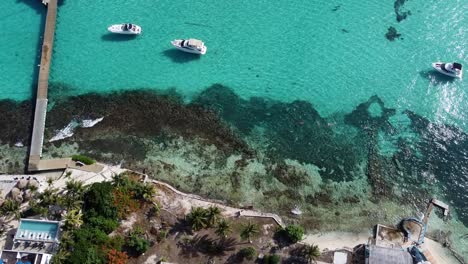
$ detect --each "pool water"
[17,220,59,240]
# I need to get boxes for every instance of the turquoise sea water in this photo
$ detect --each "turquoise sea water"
[2,0,467,127]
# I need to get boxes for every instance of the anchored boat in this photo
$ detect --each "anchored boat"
[432,62,463,79]
[171,39,207,55]
[107,23,141,35]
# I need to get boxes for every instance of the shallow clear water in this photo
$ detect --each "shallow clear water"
[0,0,45,100]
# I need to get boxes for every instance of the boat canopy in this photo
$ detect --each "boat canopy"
[124,24,133,30]
[187,39,204,47]
[453,62,462,70]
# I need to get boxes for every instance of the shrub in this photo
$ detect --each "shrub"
[106,235,125,251]
[126,229,150,255]
[285,224,305,243]
[275,225,304,243]
[83,182,118,220]
[106,248,129,264]
[87,216,119,234]
[157,230,168,242]
[239,247,256,260]
[72,154,96,165]
[263,254,280,264]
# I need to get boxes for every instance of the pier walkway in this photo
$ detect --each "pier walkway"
[28,0,67,171]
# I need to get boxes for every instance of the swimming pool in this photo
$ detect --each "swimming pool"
[15,219,59,241]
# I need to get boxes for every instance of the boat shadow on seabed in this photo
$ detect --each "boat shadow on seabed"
[419,70,457,85]
[101,33,138,42]
[162,49,201,64]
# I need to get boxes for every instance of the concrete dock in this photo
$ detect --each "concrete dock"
[28,0,67,171]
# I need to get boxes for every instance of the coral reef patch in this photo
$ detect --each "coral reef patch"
[385,26,402,41]
[394,0,412,22]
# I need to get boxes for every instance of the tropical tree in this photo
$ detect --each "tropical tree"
[50,248,70,264]
[285,224,305,243]
[302,244,321,264]
[63,180,86,210]
[39,188,61,207]
[47,177,54,187]
[206,206,222,227]
[187,207,208,231]
[111,174,130,188]
[215,218,232,238]
[64,209,84,230]
[28,184,39,193]
[240,222,259,243]
[141,184,156,202]
[0,199,20,219]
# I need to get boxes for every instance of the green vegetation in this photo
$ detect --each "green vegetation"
[285,224,305,243]
[186,206,223,231]
[0,199,20,219]
[125,227,150,255]
[187,207,209,231]
[239,247,257,260]
[71,154,96,165]
[240,221,260,243]
[215,218,232,238]
[275,224,305,245]
[263,254,280,264]
[206,206,222,227]
[50,173,156,263]
[301,244,321,264]
[63,209,83,230]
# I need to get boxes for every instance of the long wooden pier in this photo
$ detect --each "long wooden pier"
[28,0,68,171]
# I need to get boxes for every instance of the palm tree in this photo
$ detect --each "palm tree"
[302,244,321,264]
[63,180,85,210]
[1,199,20,219]
[112,173,130,187]
[187,207,208,231]
[28,185,38,193]
[47,177,54,187]
[206,206,222,227]
[141,184,157,202]
[215,219,232,238]
[51,249,69,264]
[240,222,259,243]
[39,188,60,207]
[65,180,85,197]
[64,209,83,230]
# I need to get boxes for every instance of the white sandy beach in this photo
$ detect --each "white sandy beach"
[301,231,460,264]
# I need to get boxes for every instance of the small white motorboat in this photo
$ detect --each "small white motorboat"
[171,38,207,55]
[107,23,141,35]
[432,62,463,79]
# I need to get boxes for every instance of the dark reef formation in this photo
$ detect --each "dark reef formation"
[385,26,402,41]
[45,89,252,157]
[1,84,467,227]
[403,110,468,225]
[0,100,33,145]
[344,95,397,197]
[193,84,364,181]
[394,0,412,22]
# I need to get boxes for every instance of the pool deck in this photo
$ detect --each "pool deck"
[28,0,68,172]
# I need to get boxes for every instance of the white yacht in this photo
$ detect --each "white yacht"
[432,62,463,79]
[107,23,141,35]
[171,39,207,55]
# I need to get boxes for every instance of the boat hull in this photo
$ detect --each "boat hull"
[432,62,463,79]
[171,40,207,55]
[107,24,141,35]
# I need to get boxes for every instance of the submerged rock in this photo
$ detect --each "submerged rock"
[394,0,412,22]
[385,26,402,41]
